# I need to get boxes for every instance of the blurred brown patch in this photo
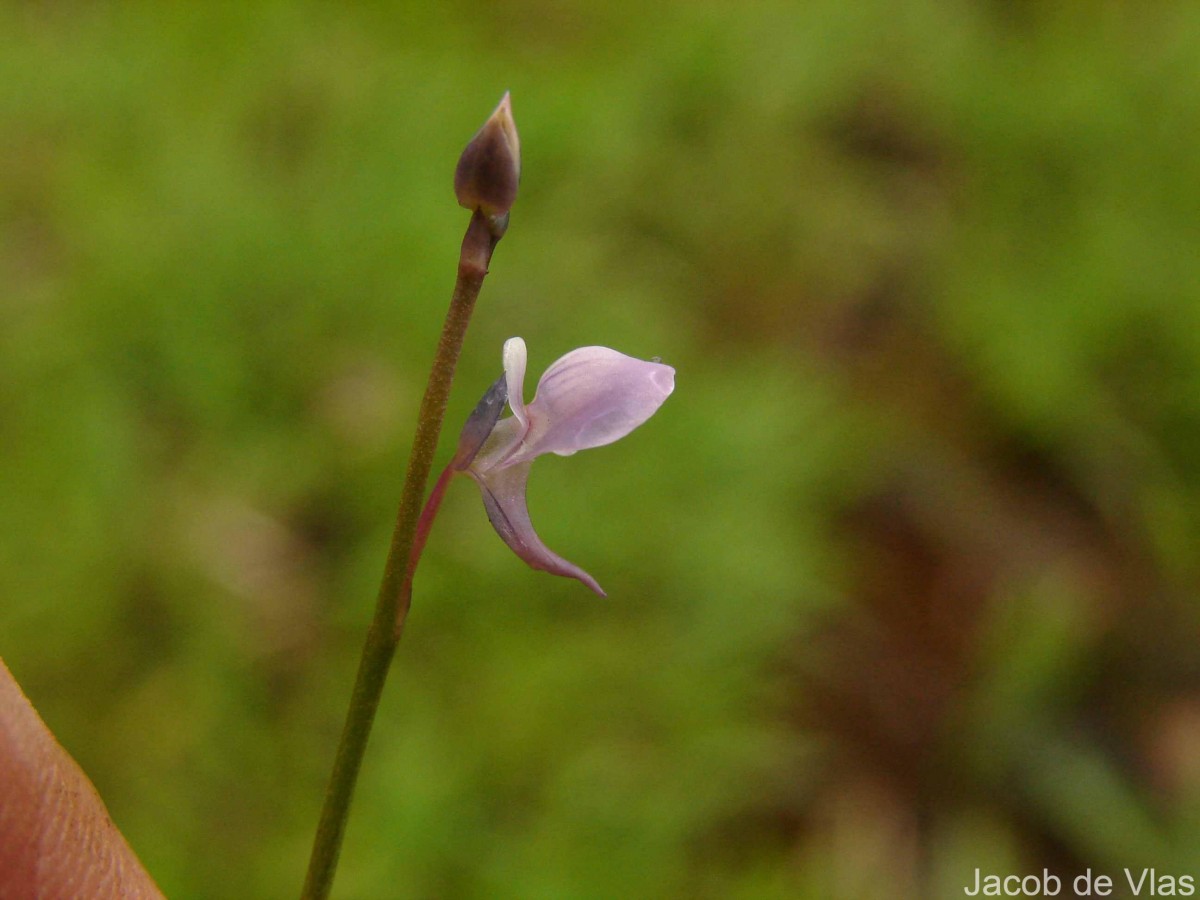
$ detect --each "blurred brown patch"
[772,273,1193,883]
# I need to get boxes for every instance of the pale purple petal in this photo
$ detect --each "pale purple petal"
[502,337,529,430]
[468,461,606,596]
[468,415,524,474]
[514,347,674,462]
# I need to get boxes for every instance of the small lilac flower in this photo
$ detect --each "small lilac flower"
[452,337,675,596]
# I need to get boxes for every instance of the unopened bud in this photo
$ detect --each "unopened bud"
[454,92,521,220]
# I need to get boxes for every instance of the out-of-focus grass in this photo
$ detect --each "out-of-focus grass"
[3,1,1200,897]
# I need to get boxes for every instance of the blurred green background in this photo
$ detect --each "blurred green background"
[4,1,1200,897]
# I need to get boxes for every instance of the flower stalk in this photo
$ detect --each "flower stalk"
[301,94,519,900]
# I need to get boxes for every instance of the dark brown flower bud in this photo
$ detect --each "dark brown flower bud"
[454,92,521,220]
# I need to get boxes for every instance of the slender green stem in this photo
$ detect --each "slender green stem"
[301,211,498,900]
